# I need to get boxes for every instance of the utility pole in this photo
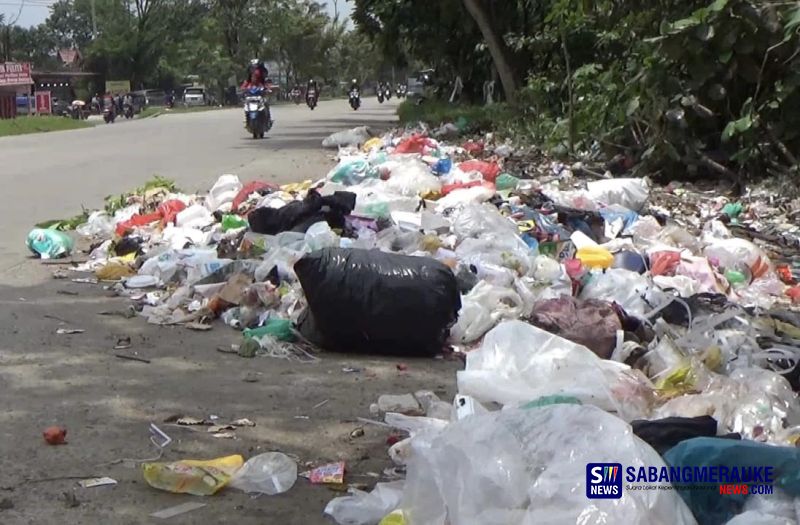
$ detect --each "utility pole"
[91,0,98,39]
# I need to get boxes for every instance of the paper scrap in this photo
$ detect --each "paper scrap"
[151,502,207,519]
[78,477,117,488]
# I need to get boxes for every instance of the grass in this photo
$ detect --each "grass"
[0,116,91,137]
[397,99,513,133]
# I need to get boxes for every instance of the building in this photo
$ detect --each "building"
[0,62,33,119]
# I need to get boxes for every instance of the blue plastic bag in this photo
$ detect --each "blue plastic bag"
[26,228,74,259]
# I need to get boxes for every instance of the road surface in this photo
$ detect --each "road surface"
[0,98,459,525]
[0,99,398,285]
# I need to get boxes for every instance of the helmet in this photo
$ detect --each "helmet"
[250,59,259,66]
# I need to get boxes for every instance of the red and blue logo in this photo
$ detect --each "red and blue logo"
[586,463,622,499]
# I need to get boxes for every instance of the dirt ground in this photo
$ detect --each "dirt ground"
[0,270,459,524]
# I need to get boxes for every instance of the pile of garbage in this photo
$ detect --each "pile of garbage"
[27,126,800,524]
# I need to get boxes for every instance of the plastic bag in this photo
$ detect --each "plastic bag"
[176,204,214,229]
[665,437,800,525]
[228,452,297,495]
[76,211,115,238]
[384,158,441,197]
[450,203,518,241]
[328,157,374,186]
[142,454,244,496]
[401,404,697,525]
[450,281,525,344]
[206,174,243,212]
[26,228,74,259]
[586,177,649,211]
[580,268,650,317]
[458,160,501,183]
[530,296,622,359]
[304,221,338,251]
[394,134,432,154]
[457,321,654,419]
[295,248,461,356]
[434,184,496,211]
[324,481,405,525]
[322,126,372,149]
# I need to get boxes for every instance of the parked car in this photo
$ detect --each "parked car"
[183,87,206,107]
[134,88,166,107]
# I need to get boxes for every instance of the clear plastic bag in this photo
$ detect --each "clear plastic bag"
[457,320,654,419]
[304,221,338,251]
[76,211,115,238]
[586,177,649,211]
[383,157,441,196]
[580,268,650,317]
[324,481,405,525]
[228,452,297,495]
[449,281,525,344]
[205,174,242,212]
[401,404,697,525]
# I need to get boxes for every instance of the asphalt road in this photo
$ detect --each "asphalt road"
[0,98,398,285]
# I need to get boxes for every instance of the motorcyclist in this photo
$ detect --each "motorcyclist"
[242,59,268,90]
[241,59,272,127]
[306,78,320,102]
[349,78,360,97]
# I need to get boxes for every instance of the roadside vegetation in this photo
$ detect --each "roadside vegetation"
[365,0,800,183]
[0,116,90,137]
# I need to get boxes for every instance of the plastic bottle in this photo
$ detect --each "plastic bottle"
[142,455,244,496]
[222,214,248,231]
[229,452,297,495]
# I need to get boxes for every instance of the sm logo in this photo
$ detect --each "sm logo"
[586,463,623,499]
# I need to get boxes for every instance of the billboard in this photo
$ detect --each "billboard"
[35,91,52,114]
[0,62,33,87]
[105,80,131,94]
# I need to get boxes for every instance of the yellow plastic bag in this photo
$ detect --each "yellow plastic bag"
[362,137,383,152]
[576,246,614,269]
[379,510,406,525]
[281,180,313,193]
[142,454,244,496]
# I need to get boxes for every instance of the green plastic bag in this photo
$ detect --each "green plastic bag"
[243,318,296,342]
[495,173,520,191]
[27,228,74,259]
[221,214,248,231]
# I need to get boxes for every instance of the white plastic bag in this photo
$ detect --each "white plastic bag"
[322,126,372,149]
[229,452,297,495]
[457,321,654,419]
[76,211,115,238]
[450,203,518,241]
[384,158,441,196]
[580,268,650,317]
[586,177,649,211]
[176,204,214,229]
[205,174,242,212]
[324,481,404,525]
[401,404,697,525]
[450,281,525,344]
[434,185,496,211]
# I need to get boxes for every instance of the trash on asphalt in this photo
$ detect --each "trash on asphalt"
[31,124,800,523]
[42,426,67,445]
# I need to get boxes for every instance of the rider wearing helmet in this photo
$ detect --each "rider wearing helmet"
[306,78,320,102]
[242,59,268,89]
[349,78,360,96]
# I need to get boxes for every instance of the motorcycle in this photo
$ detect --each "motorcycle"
[377,87,385,104]
[103,106,116,124]
[306,88,318,110]
[243,87,272,139]
[290,89,302,105]
[384,87,392,101]
[123,104,134,119]
[349,89,361,111]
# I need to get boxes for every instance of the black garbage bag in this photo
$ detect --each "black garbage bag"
[295,248,461,356]
[248,190,356,235]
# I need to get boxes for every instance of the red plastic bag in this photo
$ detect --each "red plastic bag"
[462,140,484,156]
[787,286,800,305]
[394,134,431,154]
[650,251,681,276]
[458,160,501,182]
[158,199,187,227]
[232,181,278,212]
[440,180,490,196]
[115,211,162,236]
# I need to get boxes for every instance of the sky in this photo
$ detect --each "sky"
[1,0,352,29]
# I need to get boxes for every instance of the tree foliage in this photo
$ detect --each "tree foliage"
[354,0,800,180]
